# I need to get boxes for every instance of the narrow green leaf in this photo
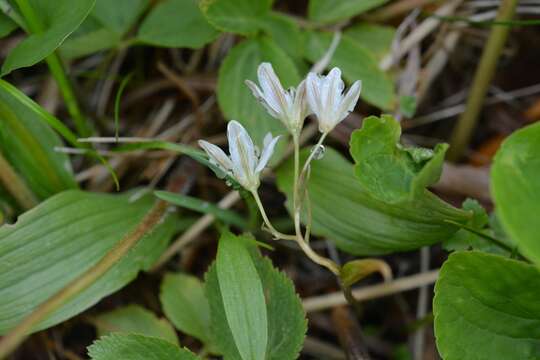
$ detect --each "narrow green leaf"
[0,190,177,334]
[215,232,268,360]
[276,147,469,255]
[308,0,389,24]
[344,23,395,60]
[304,31,395,110]
[350,115,448,203]
[492,122,540,265]
[434,251,540,359]
[93,305,178,345]
[88,333,199,360]
[200,0,272,35]
[155,191,246,228]
[205,244,306,360]
[1,0,95,75]
[0,79,77,200]
[217,36,300,147]
[160,273,212,346]
[137,0,219,49]
[0,12,17,37]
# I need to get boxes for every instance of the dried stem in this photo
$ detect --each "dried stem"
[448,0,518,160]
[0,201,169,358]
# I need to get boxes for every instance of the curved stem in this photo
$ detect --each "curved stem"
[300,132,327,180]
[251,190,296,241]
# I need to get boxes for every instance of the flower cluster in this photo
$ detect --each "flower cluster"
[199,63,362,192]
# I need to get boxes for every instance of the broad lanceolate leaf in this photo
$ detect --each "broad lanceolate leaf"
[1,0,95,75]
[305,31,395,110]
[491,122,540,265]
[217,36,300,147]
[215,232,267,360]
[308,0,390,24]
[350,115,448,203]
[434,251,540,360]
[0,190,176,334]
[93,305,179,345]
[276,148,469,255]
[344,23,395,60]
[260,12,303,62]
[201,0,272,35]
[0,79,76,200]
[62,0,148,58]
[205,241,306,360]
[137,0,219,49]
[88,333,199,360]
[0,13,17,37]
[160,273,212,346]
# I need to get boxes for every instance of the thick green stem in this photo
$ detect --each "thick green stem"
[447,0,518,161]
[14,0,92,137]
[0,151,37,210]
[0,201,169,359]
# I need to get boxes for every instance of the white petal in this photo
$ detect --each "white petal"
[245,79,281,119]
[198,140,233,171]
[338,80,362,122]
[294,79,309,120]
[256,135,281,173]
[227,120,257,186]
[257,63,291,118]
[306,72,322,117]
[324,67,345,115]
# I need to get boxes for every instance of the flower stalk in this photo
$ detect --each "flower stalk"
[199,63,363,276]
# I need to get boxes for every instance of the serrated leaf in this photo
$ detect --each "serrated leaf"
[0,79,76,200]
[491,122,540,266]
[0,13,17,37]
[155,191,246,228]
[93,305,179,345]
[215,232,267,360]
[0,190,176,334]
[88,333,199,360]
[434,251,540,360]
[304,31,395,110]
[137,0,219,49]
[1,0,95,75]
[61,0,147,58]
[160,273,212,346]
[350,115,447,203]
[205,241,306,360]
[308,0,389,24]
[217,36,300,147]
[344,23,395,60]
[276,147,469,255]
[201,0,272,35]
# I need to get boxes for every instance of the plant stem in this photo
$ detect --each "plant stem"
[13,0,92,137]
[0,151,37,209]
[447,0,518,161]
[251,190,295,240]
[0,200,169,358]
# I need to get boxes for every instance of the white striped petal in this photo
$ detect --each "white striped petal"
[198,140,233,172]
[256,133,280,173]
[228,120,258,189]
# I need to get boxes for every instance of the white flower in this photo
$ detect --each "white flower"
[198,120,280,192]
[306,68,362,134]
[245,62,308,137]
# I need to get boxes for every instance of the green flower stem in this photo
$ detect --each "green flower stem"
[251,190,295,241]
[0,200,169,359]
[447,0,518,161]
[13,0,92,137]
[0,150,37,210]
